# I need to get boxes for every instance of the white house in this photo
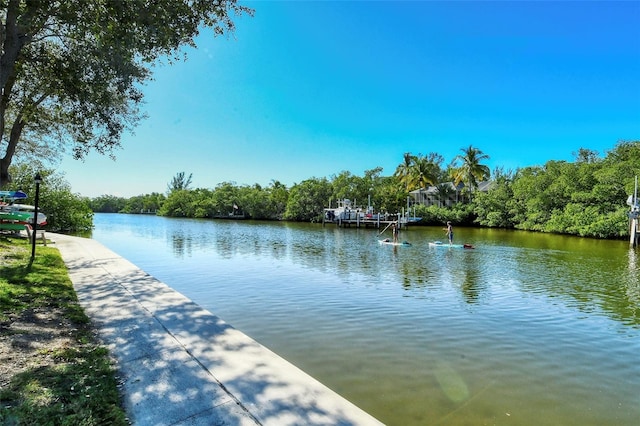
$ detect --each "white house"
[410,181,494,207]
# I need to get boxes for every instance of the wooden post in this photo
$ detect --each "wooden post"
[31,175,41,258]
[631,176,639,248]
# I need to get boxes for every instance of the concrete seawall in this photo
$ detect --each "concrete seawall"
[49,233,384,426]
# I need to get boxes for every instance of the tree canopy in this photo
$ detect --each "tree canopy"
[450,145,491,199]
[0,0,252,187]
[86,141,639,240]
[473,141,640,237]
[168,172,193,193]
[393,152,444,192]
[6,162,93,232]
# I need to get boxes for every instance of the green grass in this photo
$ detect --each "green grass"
[0,236,128,425]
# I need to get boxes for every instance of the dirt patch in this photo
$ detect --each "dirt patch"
[0,236,24,264]
[0,239,83,391]
[0,306,77,389]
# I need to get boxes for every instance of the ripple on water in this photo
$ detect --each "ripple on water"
[92,216,640,426]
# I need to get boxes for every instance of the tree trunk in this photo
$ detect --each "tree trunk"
[0,117,26,187]
[0,158,10,188]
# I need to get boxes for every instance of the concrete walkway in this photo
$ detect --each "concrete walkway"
[49,233,384,426]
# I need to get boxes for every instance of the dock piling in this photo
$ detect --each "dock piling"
[630,176,639,248]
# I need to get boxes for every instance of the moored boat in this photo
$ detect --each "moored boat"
[324,199,364,223]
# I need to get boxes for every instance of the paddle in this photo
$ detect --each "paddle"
[377,220,397,237]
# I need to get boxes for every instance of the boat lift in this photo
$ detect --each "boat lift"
[322,198,418,229]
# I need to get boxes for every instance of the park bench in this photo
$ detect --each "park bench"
[24,224,47,246]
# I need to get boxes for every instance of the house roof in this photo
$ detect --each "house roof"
[409,180,494,195]
[476,180,495,192]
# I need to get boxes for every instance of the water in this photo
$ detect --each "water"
[90,213,640,425]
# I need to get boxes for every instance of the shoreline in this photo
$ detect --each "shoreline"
[49,232,383,426]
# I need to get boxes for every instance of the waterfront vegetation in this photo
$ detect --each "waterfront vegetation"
[3,164,94,233]
[3,140,639,239]
[0,237,127,425]
[90,141,639,239]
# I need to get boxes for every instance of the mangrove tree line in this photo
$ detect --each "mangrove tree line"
[88,141,640,240]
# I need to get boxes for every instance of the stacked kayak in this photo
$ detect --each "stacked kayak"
[0,190,47,231]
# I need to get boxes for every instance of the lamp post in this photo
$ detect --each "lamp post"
[31,172,42,259]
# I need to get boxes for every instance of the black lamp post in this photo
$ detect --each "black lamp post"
[31,172,42,259]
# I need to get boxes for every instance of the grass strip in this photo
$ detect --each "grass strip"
[0,235,128,425]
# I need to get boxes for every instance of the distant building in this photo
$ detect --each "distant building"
[410,181,494,207]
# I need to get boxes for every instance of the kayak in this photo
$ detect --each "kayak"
[0,190,27,200]
[428,241,475,249]
[379,239,412,246]
[0,211,31,222]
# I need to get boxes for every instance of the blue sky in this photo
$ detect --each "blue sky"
[58,0,640,198]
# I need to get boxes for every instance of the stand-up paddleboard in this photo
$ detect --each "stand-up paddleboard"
[428,241,475,249]
[379,239,412,246]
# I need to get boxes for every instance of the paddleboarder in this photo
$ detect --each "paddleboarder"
[392,222,399,244]
[445,221,453,245]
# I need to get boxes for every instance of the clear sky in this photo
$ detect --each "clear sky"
[57,0,640,198]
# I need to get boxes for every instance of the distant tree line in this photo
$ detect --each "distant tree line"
[87,141,640,240]
[472,142,640,238]
[3,141,638,237]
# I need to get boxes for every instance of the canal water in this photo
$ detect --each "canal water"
[91,213,639,426]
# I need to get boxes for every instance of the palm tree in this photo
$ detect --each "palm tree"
[167,171,193,193]
[451,145,490,201]
[434,182,456,207]
[411,155,439,190]
[394,152,417,191]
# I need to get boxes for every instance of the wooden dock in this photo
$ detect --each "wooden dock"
[322,198,420,229]
[322,213,418,229]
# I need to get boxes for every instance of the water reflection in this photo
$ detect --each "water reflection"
[93,215,640,328]
[170,230,193,257]
[457,254,485,304]
[91,214,640,426]
[626,249,639,323]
